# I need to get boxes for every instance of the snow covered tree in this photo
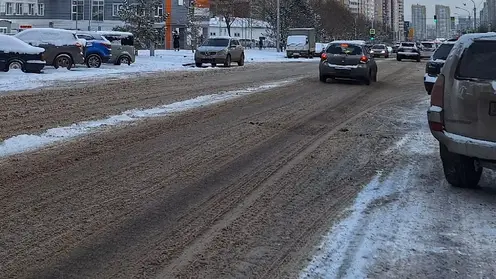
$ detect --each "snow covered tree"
[117,0,169,55]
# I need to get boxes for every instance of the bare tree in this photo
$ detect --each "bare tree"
[211,0,249,36]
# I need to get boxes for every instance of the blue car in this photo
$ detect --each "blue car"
[76,32,112,68]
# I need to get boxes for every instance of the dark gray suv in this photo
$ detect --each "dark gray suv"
[319,40,378,85]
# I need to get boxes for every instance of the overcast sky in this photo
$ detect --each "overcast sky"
[404,0,482,22]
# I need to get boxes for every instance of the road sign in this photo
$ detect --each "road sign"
[369,28,375,35]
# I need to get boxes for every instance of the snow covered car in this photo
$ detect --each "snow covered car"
[14,28,85,70]
[428,33,496,188]
[423,41,456,94]
[396,42,421,62]
[0,34,45,73]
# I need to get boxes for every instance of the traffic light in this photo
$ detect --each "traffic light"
[434,15,437,23]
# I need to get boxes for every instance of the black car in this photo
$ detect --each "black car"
[0,34,45,73]
[424,41,456,94]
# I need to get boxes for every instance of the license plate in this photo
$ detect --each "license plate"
[293,53,300,56]
[335,66,350,70]
[490,102,496,116]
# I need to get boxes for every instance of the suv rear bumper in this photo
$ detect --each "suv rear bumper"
[397,51,419,56]
[428,107,496,161]
[319,62,369,79]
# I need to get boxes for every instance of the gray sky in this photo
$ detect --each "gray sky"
[404,0,482,22]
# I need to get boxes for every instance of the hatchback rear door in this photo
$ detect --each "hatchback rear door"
[325,43,364,66]
[444,39,496,142]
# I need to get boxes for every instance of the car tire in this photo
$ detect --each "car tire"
[416,56,421,62]
[440,143,482,188]
[117,55,132,66]
[396,55,402,61]
[224,55,231,67]
[385,54,389,58]
[238,53,245,66]
[195,62,202,67]
[364,71,372,85]
[373,69,378,82]
[5,60,25,72]
[319,74,328,83]
[54,54,73,70]
[86,54,102,68]
[211,63,216,67]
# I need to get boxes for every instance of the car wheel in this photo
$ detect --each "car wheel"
[440,143,482,188]
[385,54,389,58]
[195,62,202,67]
[396,55,402,61]
[54,54,73,70]
[364,71,372,85]
[86,54,102,68]
[6,60,25,72]
[373,69,378,82]
[211,63,216,67]
[224,55,231,67]
[319,74,328,83]
[119,55,131,66]
[238,53,245,66]
[416,56,421,62]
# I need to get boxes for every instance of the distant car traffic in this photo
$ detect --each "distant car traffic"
[195,36,245,67]
[423,41,456,94]
[0,34,45,73]
[369,44,390,58]
[396,42,421,62]
[428,33,496,188]
[420,41,437,58]
[319,40,378,85]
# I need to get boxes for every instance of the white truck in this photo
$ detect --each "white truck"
[286,28,316,58]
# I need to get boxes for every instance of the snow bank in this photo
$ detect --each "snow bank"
[0,34,44,54]
[0,79,298,157]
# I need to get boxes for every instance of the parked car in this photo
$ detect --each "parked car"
[396,42,421,62]
[76,32,112,68]
[97,31,135,65]
[423,41,456,94]
[427,33,496,188]
[319,40,378,85]
[369,44,390,58]
[14,28,84,70]
[420,41,437,58]
[195,36,245,67]
[0,34,45,73]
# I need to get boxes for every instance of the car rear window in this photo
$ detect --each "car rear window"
[432,44,454,60]
[401,43,414,47]
[457,41,496,80]
[372,45,385,49]
[326,43,362,55]
[422,43,434,48]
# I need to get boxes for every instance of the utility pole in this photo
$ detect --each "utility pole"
[276,0,280,52]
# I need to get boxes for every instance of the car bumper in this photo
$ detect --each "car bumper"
[319,62,369,79]
[397,52,420,56]
[25,60,46,72]
[195,56,227,64]
[428,106,496,161]
[371,52,387,57]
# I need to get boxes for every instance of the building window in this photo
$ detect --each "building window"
[28,3,35,15]
[178,0,184,5]
[0,27,7,33]
[37,3,44,16]
[92,0,104,21]
[234,32,240,37]
[15,3,22,14]
[112,3,123,17]
[210,32,216,36]
[72,0,84,20]
[155,5,163,17]
[6,3,13,15]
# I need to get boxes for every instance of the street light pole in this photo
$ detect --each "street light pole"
[276,0,280,52]
[471,0,477,30]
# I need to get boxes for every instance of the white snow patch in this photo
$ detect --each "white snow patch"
[0,49,317,93]
[429,105,442,112]
[0,34,45,54]
[0,79,297,157]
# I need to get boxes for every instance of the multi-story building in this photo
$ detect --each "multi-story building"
[458,16,471,33]
[411,4,426,40]
[397,0,404,41]
[488,0,496,29]
[347,0,374,21]
[435,4,451,39]
[374,0,382,24]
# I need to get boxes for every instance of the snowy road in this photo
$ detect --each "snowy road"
[1,59,495,278]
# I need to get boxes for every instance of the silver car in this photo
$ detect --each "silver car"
[195,37,245,67]
[428,32,496,188]
[420,41,436,58]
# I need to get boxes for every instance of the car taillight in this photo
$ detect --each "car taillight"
[429,74,445,131]
[321,52,327,61]
[102,42,112,50]
[360,55,368,63]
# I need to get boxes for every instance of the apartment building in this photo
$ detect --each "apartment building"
[411,4,426,40]
[435,4,451,39]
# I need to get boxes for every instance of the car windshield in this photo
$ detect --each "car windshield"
[432,44,454,60]
[457,41,496,80]
[422,43,434,48]
[401,43,414,47]
[202,38,229,47]
[372,45,385,49]
[326,43,362,55]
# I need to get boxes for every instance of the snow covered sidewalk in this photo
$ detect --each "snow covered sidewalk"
[0,49,316,92]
